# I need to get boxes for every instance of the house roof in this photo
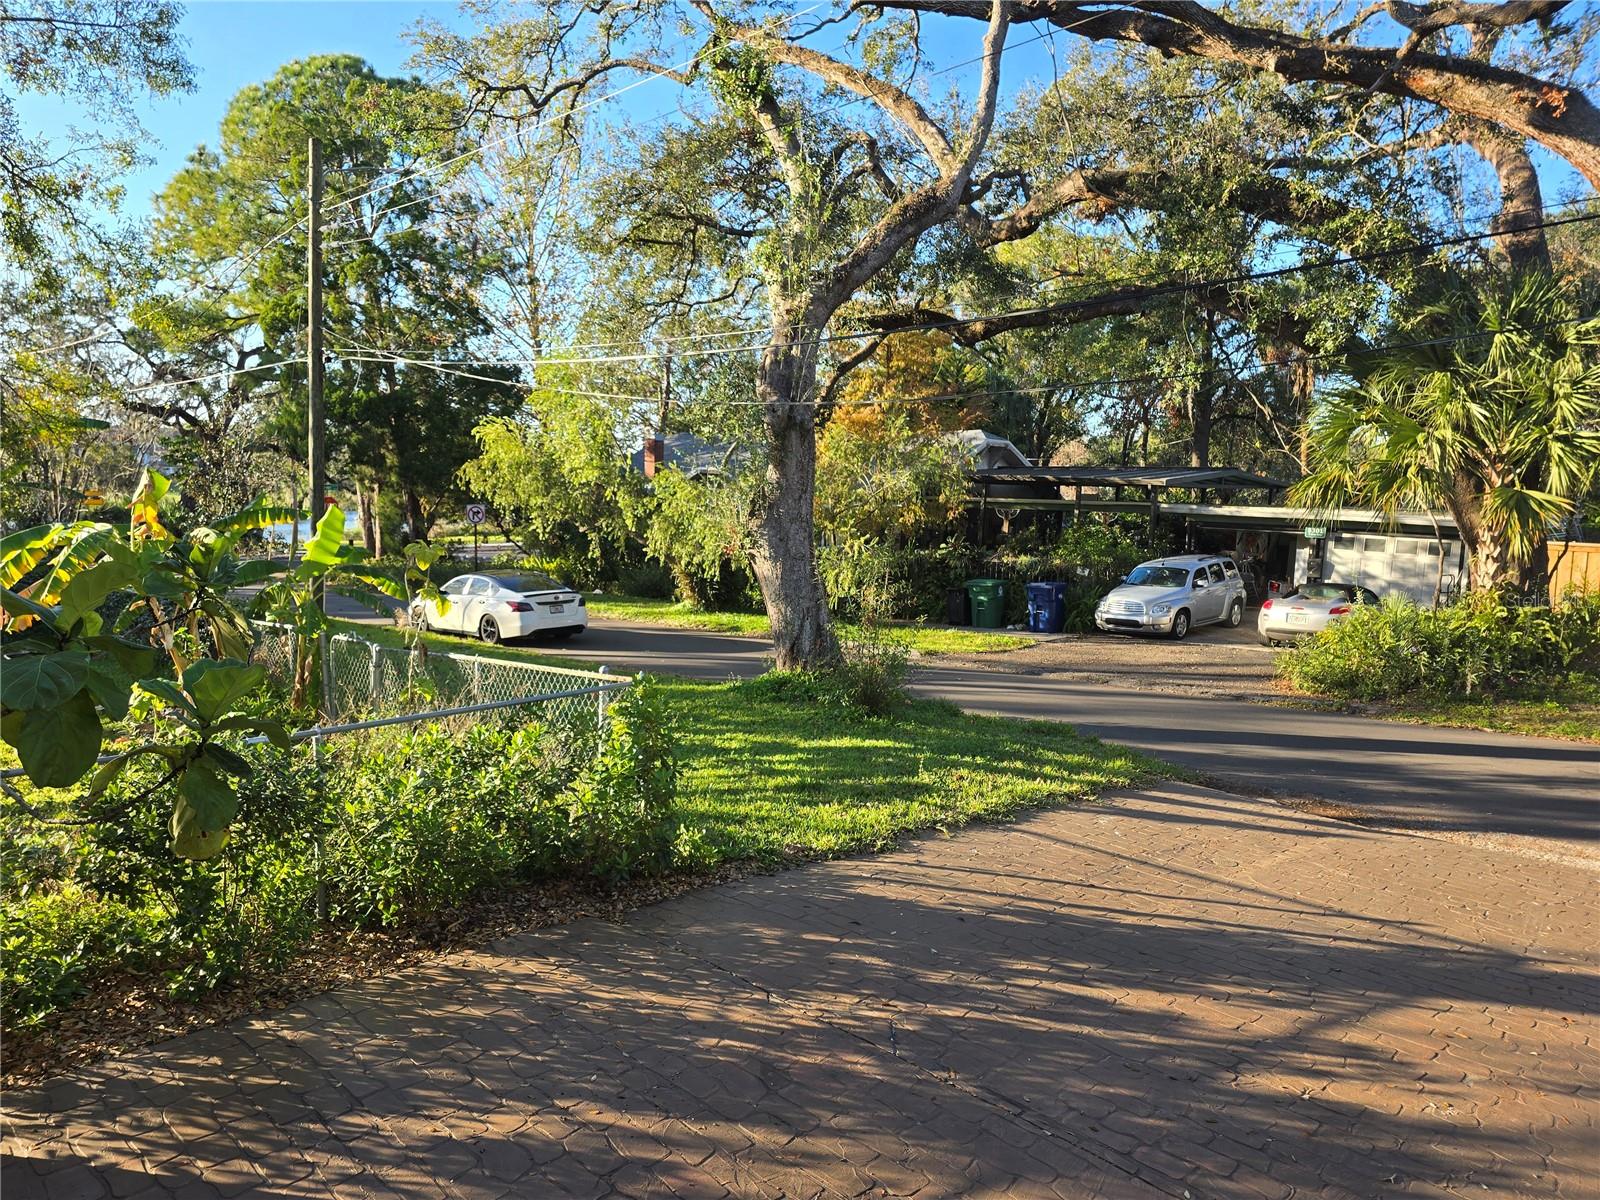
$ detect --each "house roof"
[972,465,1287,491]
[950,429,1031,468]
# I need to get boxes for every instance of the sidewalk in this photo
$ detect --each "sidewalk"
[5,784,1595,1198]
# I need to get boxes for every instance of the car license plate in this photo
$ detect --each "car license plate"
[1288,612,1307,625]
[547,603,565,614]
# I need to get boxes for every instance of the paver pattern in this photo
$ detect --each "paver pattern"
[4,783,1596,1198]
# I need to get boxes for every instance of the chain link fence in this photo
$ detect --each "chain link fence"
[249,624,627,736]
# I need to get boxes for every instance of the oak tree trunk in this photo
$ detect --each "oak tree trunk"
[749,343,839,671]
[404,488,427,544]
[357,482,378,555]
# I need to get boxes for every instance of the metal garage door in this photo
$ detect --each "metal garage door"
[1325,533,1457,602]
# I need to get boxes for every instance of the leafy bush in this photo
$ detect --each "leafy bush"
[325,686,679,926]
[608,561,675,599]
[3,679,681,1027]
[835,630,911,716]
[742,632,910,718]
[565,683,679,878]
[1278,592,1600,702]
[0,887,157,1026]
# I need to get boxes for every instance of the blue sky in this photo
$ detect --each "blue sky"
[18,0,1025,222]
[18,1,1590,228]
[18,1,467,218]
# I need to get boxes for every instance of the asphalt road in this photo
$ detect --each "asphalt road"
[326,597,1598,843]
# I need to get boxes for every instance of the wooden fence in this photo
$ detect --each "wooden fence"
[1549,541,1600,600]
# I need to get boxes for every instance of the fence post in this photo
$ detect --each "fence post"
[319,632,334,721]
[368,639,381,703]
[596,665,610,737]
[312,732,328,923]
[473,656,483,705]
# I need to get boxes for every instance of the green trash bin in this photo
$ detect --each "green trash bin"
[965,578,1007,629]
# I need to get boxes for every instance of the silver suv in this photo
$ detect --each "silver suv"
[1094,554,1247,640]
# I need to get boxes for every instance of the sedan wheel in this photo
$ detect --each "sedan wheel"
[1169,610,1191,641]
[478,616,501,644]
[1227,599,1244,628]
[1259,634,1278,647]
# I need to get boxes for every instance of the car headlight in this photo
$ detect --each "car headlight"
[1149,603,1171,616]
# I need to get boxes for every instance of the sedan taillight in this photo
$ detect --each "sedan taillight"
[1329,604,1351,616]
[1261,599,1274,610]
[506,601,533,612]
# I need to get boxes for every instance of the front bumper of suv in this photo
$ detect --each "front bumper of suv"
[1095,610,1178,634]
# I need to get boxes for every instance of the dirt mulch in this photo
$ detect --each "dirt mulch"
[1,863,775,1088]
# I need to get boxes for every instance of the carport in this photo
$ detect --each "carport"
[967,466,1465,601]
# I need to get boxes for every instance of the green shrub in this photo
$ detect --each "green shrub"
[565,683,679,878]
[324,721,560,926]
[836,631,911,716]
[3,675,682,1031]
[325,688,679,925]
[1278,591,1600,702]
[0,887,157,1026]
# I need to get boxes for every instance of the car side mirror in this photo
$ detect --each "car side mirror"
[1193,578,1206,590]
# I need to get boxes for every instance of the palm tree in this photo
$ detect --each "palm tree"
[1292,272,1600,593]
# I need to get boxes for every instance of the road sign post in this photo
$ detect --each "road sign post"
[466,503,486,569]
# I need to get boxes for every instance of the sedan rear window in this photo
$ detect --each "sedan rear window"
[491,573,566,593]
[1296,583,1349,601]
[1125,565,1191,588]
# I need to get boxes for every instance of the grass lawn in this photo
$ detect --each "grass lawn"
[1374,675,1600,743]
[585,594,1029,655]
[658,675,1166,863]
[332,620,1162,861]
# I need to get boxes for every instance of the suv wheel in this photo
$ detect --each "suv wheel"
[1226,598,1244,628]
[1169,610,1191,641]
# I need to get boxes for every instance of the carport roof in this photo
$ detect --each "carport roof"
[972,465,1288,490]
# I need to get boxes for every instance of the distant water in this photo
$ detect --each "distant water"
[264,512,361,542]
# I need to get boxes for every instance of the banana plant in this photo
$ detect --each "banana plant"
[242,503,428,707]
[0,471,295,858]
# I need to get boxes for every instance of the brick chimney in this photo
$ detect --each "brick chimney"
[642,436,665,479]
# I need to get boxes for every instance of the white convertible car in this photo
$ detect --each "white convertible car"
[410,572,587,643]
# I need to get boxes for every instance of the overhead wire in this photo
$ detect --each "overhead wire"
[333,341,657,403]
[335,315,1594,417]
[121,356,310,397]
[342,206,1600,372]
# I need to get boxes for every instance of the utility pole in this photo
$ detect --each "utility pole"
[658,350,672,443]
[306,135,326,611]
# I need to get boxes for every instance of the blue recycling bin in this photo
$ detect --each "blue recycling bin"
[1025,581,1070,634]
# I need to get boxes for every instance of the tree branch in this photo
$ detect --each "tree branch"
[881,0,1600,187]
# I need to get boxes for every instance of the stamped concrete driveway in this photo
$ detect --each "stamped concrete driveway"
[5,783,1594,1199]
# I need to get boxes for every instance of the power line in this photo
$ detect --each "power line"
[345,207,1600,372]
[661,314,1599,409]
[122,356,309,397]
[333,343,657,403]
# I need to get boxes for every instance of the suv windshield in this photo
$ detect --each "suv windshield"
[1125,565,1191,589]
[491,573,565,593]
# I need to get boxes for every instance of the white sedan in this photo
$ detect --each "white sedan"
[410,572,587,643]
[1258,581,1379,646]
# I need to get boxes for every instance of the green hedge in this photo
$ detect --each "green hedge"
[1,682,678,1027]
[1277,592,1600,702]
